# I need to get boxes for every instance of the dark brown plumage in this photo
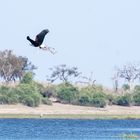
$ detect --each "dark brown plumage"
[27,29,49,47]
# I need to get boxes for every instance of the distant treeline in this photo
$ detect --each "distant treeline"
[0,49,140,107]
[0,72,140,108]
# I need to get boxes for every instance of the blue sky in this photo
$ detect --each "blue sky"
[0,0,140,88]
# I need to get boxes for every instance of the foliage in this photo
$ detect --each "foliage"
[21,72,34,84]
[90,92,107,108]
[114,94,132,106]
[17,83,41,107]
[78,86,107,107]
[121,133,139,139]
[0,88,18,104]
[47,64,81,83]
[105,94,115,105]
[79,95,90,106]
[21,95,35,107]
[133,90,140,106]
[42,97,52,105]
[0,82,42,107]
[1,75,140,108]
[122,84,130,91]
[19,93,40,107]
[0,50,36,83]
[56,82,79,104]
[134,85,140,91]
[41,85,57,98]
[0,86,19,104]
[78,86,96,105]
[19,76,44,94]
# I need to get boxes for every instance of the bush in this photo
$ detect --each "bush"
[31,93,41,107]
[0,86,19,104]
[133,91,140,106]
[56,83,79,104]
[41,86,57,98]
[4,91,19,104]
[0,81,43,107]
[134,85,140,92]
[21,72,34,84]
[0,86,11,94]
[79,86,95,99]
[19,93,41,107]
[21,95,35,107]
[79,96,90,106]
[32,81,45,94]
[114,94,132,106]
[122,84,130,91]
[90,97,106,108]
[79,86,107,107]
[0,95,8,104]
[106,94,115,105]
[90,92,107,108]
[42,97,52,105]
[17,83,41,107]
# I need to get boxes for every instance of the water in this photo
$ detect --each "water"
[0,119,140,140]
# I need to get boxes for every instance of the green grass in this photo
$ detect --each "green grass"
[1,114,140,119]
[121,133,139,139]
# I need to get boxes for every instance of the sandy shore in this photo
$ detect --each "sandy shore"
[0,103,139,116]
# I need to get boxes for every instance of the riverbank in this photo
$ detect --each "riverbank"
[0,103,140,119]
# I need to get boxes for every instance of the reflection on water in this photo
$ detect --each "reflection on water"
[0,119,140,140]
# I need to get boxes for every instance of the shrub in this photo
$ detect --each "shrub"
[114,94,132,106]
[0,86,19,104]
[0,94,18,105]
[79,96,90,106]
[0,80,42,107]
[79,86,107,107]
[133,91,140,106]
[21,95,35,107]
[21,72,34,84]
[17,83,41,107]
[19,93,41,107]
[90,97,106,108]
[106,94,115,105]
[0,86,11,94]
[79,86,95,99]
[32,81,45,94]
[56,83,79,104]
[90,92,107,108]
[122,84,130,91]
[17,83,35,94]
[31,93,41,107]
[4,91,19,104]
[41,86,57,98]
[0,95,9,104]
[42,97,52,105]
[134,85,140,92]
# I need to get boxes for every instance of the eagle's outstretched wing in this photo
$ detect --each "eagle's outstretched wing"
[27,29,57,54]
[27,29,49,47]
[35,29,49,46]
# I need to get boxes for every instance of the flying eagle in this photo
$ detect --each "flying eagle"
[27,29,56,54]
